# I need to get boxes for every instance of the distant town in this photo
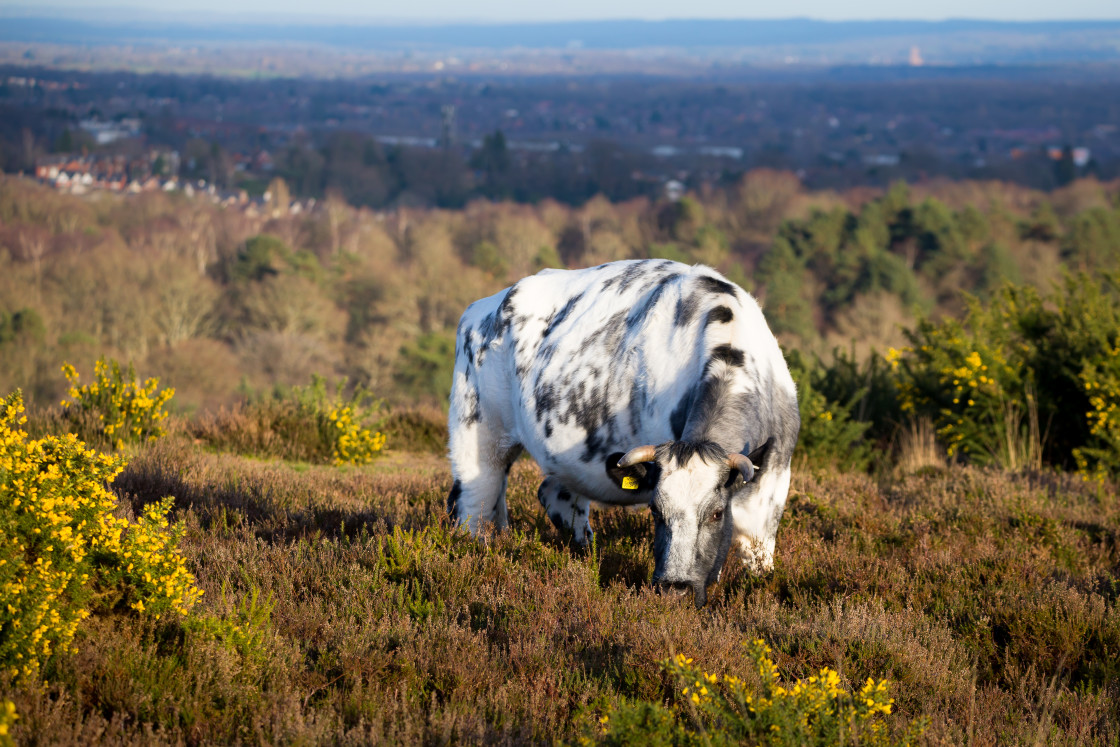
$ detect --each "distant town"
[2,36,1118,207]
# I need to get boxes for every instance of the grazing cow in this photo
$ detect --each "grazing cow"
[447,259,799,606]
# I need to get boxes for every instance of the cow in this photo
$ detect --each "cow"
[446,259,800,606]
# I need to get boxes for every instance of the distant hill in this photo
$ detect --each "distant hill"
[2,15,1119,53]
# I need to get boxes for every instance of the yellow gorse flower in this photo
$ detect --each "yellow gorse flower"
[628,639,912,745]
[0,699,17,744]
[326,404,386,466]
[1,390,201,683]
[61,357,174,451]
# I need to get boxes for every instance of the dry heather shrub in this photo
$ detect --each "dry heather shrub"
[894,418,945,473]
[379,405,448,454]
[190,376,386,466]
[5,431,1118,746]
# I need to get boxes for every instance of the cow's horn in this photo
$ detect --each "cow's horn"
[727,453,756,481]
[618,445,658,467]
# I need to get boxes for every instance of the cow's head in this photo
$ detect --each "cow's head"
[614,440,761,607]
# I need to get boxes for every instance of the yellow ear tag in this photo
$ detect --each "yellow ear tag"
[622,476,639,490]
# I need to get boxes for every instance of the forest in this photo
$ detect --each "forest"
[1,172,1117,398]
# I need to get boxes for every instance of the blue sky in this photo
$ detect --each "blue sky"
[11,0,1120,21]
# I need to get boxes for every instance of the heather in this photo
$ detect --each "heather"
[0,409,1115,744]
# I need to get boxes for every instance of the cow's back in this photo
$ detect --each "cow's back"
[452,259,791,502]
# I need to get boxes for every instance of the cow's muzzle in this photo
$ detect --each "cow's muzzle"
[657,580,692,598]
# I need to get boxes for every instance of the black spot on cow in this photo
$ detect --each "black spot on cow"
[548,512,564,528]
[696,275,738,298]
[674,293,701,327]
[535,382,557,423]
[538,340,559,368]
[461,386,481,425]
[603,260,651,293]
[626,274,678,333]
[447,479,462,517]
[705,305,734,327]
[581,413,613,463]
[477,286,520,354]
[542,293,582,338]
[670,392,692,440]
[462,335,476,366]
[627,379,647,436]
[578,310,628,358]
[708,344,745,370]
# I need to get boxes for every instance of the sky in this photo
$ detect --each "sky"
[6,0,1120,22]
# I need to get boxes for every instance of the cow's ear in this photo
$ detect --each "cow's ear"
[605,452,661,492]
[724,465,757,488]
[747,437,774,469]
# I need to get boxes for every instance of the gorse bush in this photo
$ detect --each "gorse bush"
[889,275,1120,478]
[889,320,1026,467]
[589,640,925,746]
[1,390,123,681]
[0,700,15,747]
[61,358,175,451]
[0,390,200,682]
[192,375,386,465]
[1076,344,1120,481]
[103,497,203,617]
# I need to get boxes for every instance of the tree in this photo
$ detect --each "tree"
[1053,145,1076,187]
[267,177,291,218]
[470,129,510,194]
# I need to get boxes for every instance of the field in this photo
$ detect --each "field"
[3,410,1118,746]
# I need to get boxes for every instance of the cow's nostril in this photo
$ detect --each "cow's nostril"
[657,581,692,598]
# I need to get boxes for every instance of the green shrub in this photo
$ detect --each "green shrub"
[394,331,456,402]
[61,358,175,451]
[0,391,200,683]
[809,348,900,444]
[1074,345,1120,482]
[787,352,872,471]
[587,640,925,746]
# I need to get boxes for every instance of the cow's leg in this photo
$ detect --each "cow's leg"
[537,476,594,546]
[491,445,522,531]
[448,412,523,535]
[731,466,791,572]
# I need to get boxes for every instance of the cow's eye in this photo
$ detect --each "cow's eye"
[710,508,723,524]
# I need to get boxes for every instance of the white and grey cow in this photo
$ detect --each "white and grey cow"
[446,259,799,606]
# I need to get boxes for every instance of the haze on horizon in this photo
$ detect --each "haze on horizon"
[6,0,1120,22]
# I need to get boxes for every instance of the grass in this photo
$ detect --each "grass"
[2,418,1118,745]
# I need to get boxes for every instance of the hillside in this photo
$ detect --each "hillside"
[2,173,1119,744]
